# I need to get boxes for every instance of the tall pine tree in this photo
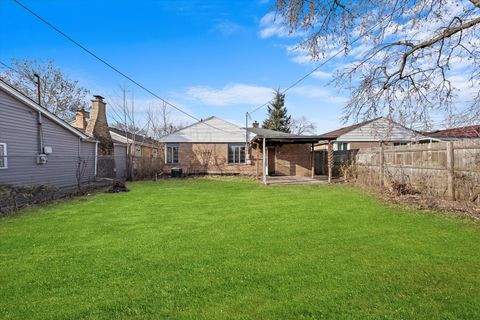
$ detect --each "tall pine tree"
[262,89,291,133]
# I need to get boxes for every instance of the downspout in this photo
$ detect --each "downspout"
[34,74,44,154]
[245,112,250,164]
[94,141,98,177]
[37,112,44,153]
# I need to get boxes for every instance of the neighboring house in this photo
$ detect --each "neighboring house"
[421,125,480,142]
[159,116,323,180]
[316,117,423,150]
[72,103,161,179]
[109,127,160,159]
[0,78,97,189]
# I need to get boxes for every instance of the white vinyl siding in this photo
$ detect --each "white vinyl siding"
[160,117,247,143]
[0,143,7,169]
[165,144,179,164]
[337,118,422,142]
[228,144,245,164]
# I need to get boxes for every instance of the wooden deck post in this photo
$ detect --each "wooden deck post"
[262,137,267,185]
[446,141,456,201]
[327,142,333,183]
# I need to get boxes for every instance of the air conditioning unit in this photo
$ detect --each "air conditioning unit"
[37,154,48,164]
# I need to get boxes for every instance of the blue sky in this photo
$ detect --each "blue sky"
[1,0,348,132]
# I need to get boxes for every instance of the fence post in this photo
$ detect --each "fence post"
[446,141,456,201]
[379,144,385,187]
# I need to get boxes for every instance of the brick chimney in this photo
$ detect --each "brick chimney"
[252,121,259,128]
[74,108,89,131]
[86,95,114,156]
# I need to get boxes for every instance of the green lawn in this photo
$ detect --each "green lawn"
[0,178,479,319]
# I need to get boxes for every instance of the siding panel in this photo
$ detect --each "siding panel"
[0,90,96,188]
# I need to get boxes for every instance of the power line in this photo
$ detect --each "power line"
[0,61,18,73]
[12,0,230,133]
[250,5,405,115]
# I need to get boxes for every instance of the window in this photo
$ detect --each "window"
[336,142,349,151]
[152,148,158,158]
[134,145,142,157]
[165,144,179,164]
[0,143,7,169]
[228,144,246,164]
[393,142,408,146]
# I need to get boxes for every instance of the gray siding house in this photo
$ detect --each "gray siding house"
[0,79,97,189]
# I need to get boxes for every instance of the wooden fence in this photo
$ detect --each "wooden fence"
[314,150,357,177]
[354,140,480,202]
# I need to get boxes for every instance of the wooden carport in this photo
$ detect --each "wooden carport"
[249,131,327,185]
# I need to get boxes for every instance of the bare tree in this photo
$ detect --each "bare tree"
[106,85,151,179]
[146,102,185,138]
[289,116,318,134]
[1,59,90,120]
[274,0,480,128]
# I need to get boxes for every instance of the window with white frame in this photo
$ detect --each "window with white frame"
[165,144,179,164]
[228,144,246,164]
[152,148,158,158]
[0,143,7,169]
[134,145,142,157]
[336,142,349,151]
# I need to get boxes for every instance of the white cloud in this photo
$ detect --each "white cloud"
[186,84,273,106]
[258,12,292,39]
[289,85,348,104]
[211,20,242,36]
[311,70,331,79]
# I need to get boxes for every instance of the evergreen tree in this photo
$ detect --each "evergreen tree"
[262,89,291,133]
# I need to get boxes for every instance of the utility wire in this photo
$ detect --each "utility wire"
[250,5,405,114]
[0,61,18,73]
[12,0,231,133]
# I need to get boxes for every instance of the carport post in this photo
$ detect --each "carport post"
[327,142,333,183]
[262,137,267,185]
[311,143,315,178]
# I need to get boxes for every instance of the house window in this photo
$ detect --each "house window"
[165,144,179,164]
[336,142,349,151]
[152,148,158,158]
[393,142,408,146]
[228,144,246,164]
[134,145,142,157]
[0,143,7,169]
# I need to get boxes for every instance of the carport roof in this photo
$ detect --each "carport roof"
[248,128,323,143]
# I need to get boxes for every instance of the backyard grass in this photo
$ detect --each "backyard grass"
[0,178,479,319]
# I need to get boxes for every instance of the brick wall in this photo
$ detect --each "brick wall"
[163,143,257,176]
[162,142,313,177]
[272,144,313,177]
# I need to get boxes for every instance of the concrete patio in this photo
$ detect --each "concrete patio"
[264,175,336,185]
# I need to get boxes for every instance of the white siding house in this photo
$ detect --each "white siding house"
[318,117,424,150]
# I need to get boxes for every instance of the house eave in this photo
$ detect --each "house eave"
[0,79,91,140]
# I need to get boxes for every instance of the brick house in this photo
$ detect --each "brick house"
[316,117,424,150]
[159,116,323,182]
